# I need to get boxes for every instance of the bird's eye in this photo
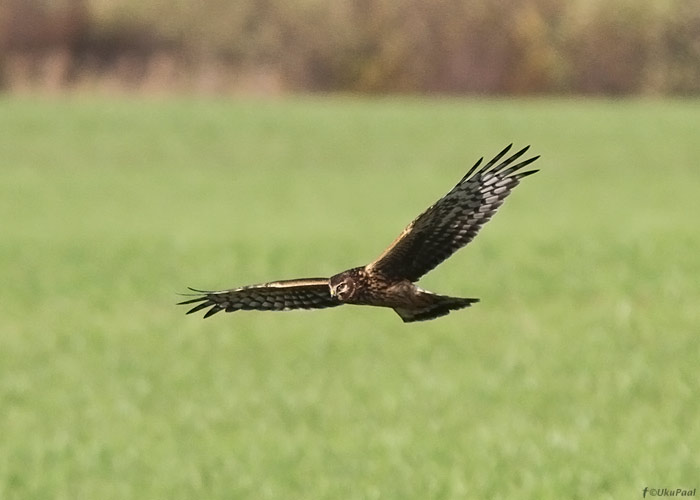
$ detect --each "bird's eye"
[335,282,350,298]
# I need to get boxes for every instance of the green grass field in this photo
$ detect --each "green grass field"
[1,96,698,499]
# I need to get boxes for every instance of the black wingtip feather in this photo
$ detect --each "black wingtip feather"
[178,296,207,306]
[462,145,537,183]
[462,157,483,182]
[203,306,223,319]
[488,145,532,175]
[186,302,213,315]
[514,145,532,161]
[502,155,540,176]
[514,169,539,180]
[474,144,519,177]
[487,144,513,167]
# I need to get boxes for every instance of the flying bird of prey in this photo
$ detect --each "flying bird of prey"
[179,144,539,322]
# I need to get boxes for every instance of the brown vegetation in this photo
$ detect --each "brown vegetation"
[1,0,699,94]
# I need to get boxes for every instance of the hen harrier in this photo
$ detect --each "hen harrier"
[180,144,539,322]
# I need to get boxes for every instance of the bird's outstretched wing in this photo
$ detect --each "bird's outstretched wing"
[178,278,340,318]
[366,144,539,282]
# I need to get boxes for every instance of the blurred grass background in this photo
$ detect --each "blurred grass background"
[2,0,700,497]
[1,97,698,498]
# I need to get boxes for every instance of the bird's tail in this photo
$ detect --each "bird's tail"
[393,295,479,323]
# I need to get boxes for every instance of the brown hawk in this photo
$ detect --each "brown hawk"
[179,144,539,322]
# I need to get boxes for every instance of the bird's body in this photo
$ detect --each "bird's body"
[327,267,478,322]
[180,144,539,322]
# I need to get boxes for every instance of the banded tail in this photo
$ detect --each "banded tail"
[393,295,479,323]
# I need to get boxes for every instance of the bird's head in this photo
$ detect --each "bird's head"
[329,272,357,302]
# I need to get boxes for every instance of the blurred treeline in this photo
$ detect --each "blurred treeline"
[1,0,699,95]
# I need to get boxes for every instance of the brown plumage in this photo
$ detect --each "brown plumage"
[179,144,539,322]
